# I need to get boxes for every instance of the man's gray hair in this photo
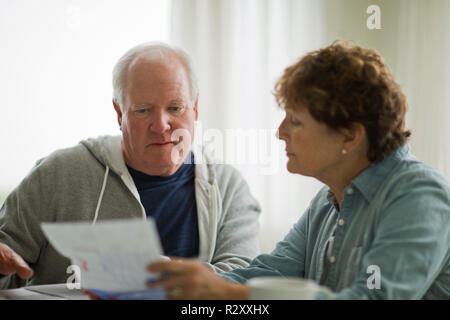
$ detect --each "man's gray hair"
[112,42,199,110]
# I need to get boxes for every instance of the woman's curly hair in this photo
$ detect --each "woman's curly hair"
[274,40,411,162]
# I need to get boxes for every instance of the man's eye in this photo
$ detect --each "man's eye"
[134,108,150,117]
[168,106,185,114]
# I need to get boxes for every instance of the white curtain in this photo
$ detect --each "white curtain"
[393,0,450,179]
[170,0,450,253]
[0,0,170,203]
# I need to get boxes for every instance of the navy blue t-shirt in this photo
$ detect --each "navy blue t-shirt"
[127,154,199,258]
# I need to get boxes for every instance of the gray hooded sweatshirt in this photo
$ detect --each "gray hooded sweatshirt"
[0,135,261,289]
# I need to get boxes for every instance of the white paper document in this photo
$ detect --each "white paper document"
[41,218,166,299]
[0,287,66,300]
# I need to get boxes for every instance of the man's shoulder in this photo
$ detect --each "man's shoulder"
[36,141,93,168]
[31,138,113,181]
[10,141,103,198]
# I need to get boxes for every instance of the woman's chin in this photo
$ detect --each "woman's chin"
[286,161,309,176]
[286,162,299,174]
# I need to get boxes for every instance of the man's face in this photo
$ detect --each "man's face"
[114,55,198,176]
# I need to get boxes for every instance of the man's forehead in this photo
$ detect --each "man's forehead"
[127,56,189,88]
[128,50,182,71]
[124,51,192,103]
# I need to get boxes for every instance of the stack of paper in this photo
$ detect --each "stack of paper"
[41,218,166,300]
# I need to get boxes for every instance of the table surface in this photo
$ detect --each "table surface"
[0,283,90,300]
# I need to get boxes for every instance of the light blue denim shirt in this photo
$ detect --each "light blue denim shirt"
[223,145,450,299]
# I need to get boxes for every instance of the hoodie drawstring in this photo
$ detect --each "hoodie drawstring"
[93,166,110,224]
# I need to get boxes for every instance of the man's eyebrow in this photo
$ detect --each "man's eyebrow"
[135,100,184,106]
[135,102,154,107]
[167,99,184,105]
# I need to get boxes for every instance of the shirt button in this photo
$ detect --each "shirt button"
[347,188,354,195]
[329,256,336,263]
[338,219,345,226]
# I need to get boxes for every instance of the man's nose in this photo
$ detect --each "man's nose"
[150,110,171,133]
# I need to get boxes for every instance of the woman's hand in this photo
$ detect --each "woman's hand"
[147,259,249,300]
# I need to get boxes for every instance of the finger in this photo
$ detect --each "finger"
[167,256,185,261]
[0,245,15,275]
[83,290,101,300]
[146,273,188,290]
[148,277,191,300]
[11,254,33,279]
[147,259,188,274]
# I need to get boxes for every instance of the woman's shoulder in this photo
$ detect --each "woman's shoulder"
[374,151,450,217]
[389,151,450,193]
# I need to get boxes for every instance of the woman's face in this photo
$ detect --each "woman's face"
[277,107,346,179]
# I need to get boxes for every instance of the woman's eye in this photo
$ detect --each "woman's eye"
[289,115,302,126]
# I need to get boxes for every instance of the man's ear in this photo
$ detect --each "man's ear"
[341,122,366,153]
[113,100,123,128]
[193,96,199,121]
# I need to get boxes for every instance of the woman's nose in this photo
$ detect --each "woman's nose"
[277,118,288,141]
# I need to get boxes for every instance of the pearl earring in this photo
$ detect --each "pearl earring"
[342,149,347,155]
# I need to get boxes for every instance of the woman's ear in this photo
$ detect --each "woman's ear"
[341,123,367,153]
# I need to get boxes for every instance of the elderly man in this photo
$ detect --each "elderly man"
[0,42,261,289]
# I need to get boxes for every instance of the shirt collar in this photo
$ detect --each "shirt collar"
[351,144,411,202]
[326,144,411,206]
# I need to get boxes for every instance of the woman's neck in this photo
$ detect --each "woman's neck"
[317,153,371,208]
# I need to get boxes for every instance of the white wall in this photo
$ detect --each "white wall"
[170,0,450,253]
[2,0,449,255]
[0,0,170,203]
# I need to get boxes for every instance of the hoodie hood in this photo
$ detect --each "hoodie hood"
[80,135,145,221]
[81,135,126,176]
[80,134,217,186]
[79,135,213,214]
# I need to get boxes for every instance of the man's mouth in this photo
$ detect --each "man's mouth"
[148,139,181,147]
[151,141,173,145]
[148,142,174,148]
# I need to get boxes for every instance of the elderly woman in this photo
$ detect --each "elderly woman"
[147,41,450,300]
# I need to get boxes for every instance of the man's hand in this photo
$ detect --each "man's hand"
[0,242,33,279]
[146,259,249,300]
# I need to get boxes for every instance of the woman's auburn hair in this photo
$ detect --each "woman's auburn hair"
[274,40,411,163]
